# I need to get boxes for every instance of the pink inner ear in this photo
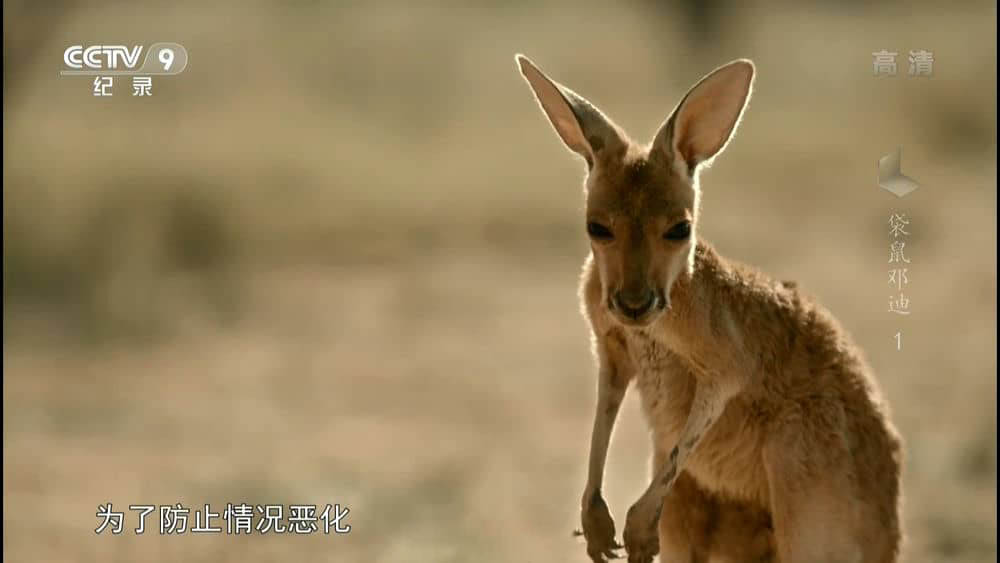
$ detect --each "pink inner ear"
[519,59,593,159]
[673,64,752,167]
[556,117,579,139]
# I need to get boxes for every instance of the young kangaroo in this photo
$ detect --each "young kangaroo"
[515,55,903,563]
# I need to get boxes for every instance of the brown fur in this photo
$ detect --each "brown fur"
[516,55,903,563]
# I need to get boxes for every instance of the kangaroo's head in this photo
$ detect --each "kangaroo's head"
[516,55,754,327]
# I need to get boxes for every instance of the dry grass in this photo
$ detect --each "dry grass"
[3,1,996,561]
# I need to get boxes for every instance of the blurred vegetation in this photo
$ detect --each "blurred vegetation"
[4,0,996,339]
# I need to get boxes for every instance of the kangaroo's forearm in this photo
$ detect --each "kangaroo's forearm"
[642,380,728,500]
[583,363,628,505]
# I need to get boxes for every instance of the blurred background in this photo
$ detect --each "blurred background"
[3,1,996,561]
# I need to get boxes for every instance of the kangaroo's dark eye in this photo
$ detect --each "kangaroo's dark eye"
[587,221,614,241]
[663,221,691,241]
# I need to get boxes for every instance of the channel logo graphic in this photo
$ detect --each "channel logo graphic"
[62,43,188,75]
[877,147,920,198]
[62,43,188,97]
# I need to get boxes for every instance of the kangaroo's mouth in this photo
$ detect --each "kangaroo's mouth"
[608,290,668,327]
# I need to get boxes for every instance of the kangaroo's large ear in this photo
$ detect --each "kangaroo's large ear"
[652,59,754,175]
[516,54,625,167]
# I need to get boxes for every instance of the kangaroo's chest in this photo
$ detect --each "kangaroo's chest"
[627,333,771,507]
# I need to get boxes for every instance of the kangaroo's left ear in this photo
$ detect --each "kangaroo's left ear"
[652,59,755,175]
[515,54,626,168]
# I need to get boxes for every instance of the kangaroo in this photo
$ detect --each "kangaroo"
[515,55,903,563]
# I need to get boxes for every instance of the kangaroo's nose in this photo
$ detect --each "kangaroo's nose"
[613,289,657,319]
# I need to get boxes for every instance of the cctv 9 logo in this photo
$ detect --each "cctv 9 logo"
[62,42,188,75]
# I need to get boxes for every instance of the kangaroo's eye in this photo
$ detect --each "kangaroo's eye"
[587,221,614,241]
[663,221,691,241]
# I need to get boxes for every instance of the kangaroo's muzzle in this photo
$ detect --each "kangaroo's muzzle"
[611,289,661,321]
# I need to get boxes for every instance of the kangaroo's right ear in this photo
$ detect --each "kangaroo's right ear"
[651,59,755,176]
[516,54,624,167]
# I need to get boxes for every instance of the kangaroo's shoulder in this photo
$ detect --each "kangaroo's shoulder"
[695,240,857,355]
[695,240,813,311]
